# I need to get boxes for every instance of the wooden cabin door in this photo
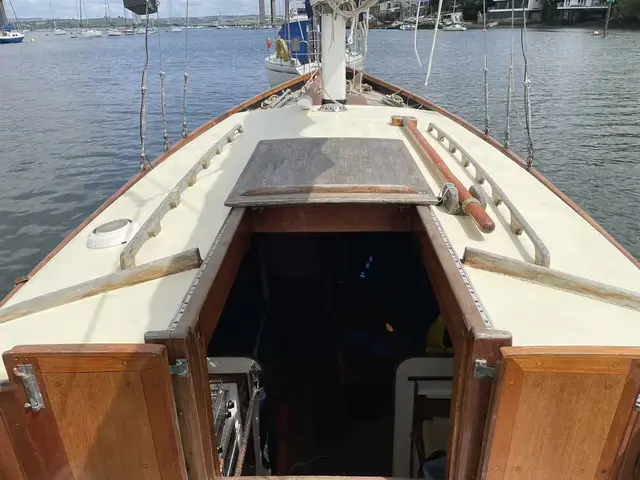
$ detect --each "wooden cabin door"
[1,344,187,480]
[478,347,640,480]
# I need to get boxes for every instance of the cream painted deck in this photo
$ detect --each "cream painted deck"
[1,103,639,380]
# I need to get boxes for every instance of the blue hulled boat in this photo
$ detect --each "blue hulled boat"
[264,0,363,87]
[0,1,24,44]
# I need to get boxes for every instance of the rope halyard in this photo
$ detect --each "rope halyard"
[521,3,535,169]
[181,0,190,139]
[156,11,169,151]
[413,0,423,68]
[503,0,516,148]
[138,1,152,170]
[482,0,489,135]
[425,0,445,87]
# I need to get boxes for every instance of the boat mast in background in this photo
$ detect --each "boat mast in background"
[0,0,7,29]
[50,0,67,34]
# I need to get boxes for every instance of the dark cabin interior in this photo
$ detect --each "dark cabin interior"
[208,231,446,476]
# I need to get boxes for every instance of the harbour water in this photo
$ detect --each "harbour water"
[0,27,638,297]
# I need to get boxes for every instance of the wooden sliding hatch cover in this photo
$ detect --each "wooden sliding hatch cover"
[225,138,439,207]
[479,347,640,480]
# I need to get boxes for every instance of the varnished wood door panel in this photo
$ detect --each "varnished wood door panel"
[2,344,187,480]
[479,347,640,480]
[0,390,25,480]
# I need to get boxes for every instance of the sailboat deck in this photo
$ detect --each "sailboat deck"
[1,103,639,380]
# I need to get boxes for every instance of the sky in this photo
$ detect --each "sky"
[16,0,262,19]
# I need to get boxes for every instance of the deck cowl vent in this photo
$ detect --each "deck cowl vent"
[86,219,140,249]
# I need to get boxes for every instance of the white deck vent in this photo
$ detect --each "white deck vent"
[86,219,140,249]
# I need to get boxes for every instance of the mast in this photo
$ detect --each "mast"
[49,0,57,29]
[259,0,266,24]
[0,0,7,29]
[318,2,346,107]
[603,0,612,37]
[270,0,276,24]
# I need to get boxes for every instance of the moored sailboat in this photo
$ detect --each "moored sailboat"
[0,28,23,43]
[78,0,101,37]
[1,1,640,479]
[0,0,23,44]
[50,0,66,35]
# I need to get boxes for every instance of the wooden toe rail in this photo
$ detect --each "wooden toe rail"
[398,117,496,234]
[120,124,243,270]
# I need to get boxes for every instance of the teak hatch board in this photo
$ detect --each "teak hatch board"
[1,344,187,480]
[0,385,25,480]
[479,347,640,480]
[226,137,436,207]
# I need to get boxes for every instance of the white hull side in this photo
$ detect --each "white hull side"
[81,29,102,37]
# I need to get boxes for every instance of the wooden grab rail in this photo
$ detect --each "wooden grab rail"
[0,248,202,324]
[399,117,496,234]
[462,247,640,312]
[427,123,550,267]
[120,124,243,270]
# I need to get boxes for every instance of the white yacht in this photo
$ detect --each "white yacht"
[442,22,466,31]
[81,29,102,37]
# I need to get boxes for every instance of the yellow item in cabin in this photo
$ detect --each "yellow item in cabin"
[276,38,291,62]
[426,314,454,353]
